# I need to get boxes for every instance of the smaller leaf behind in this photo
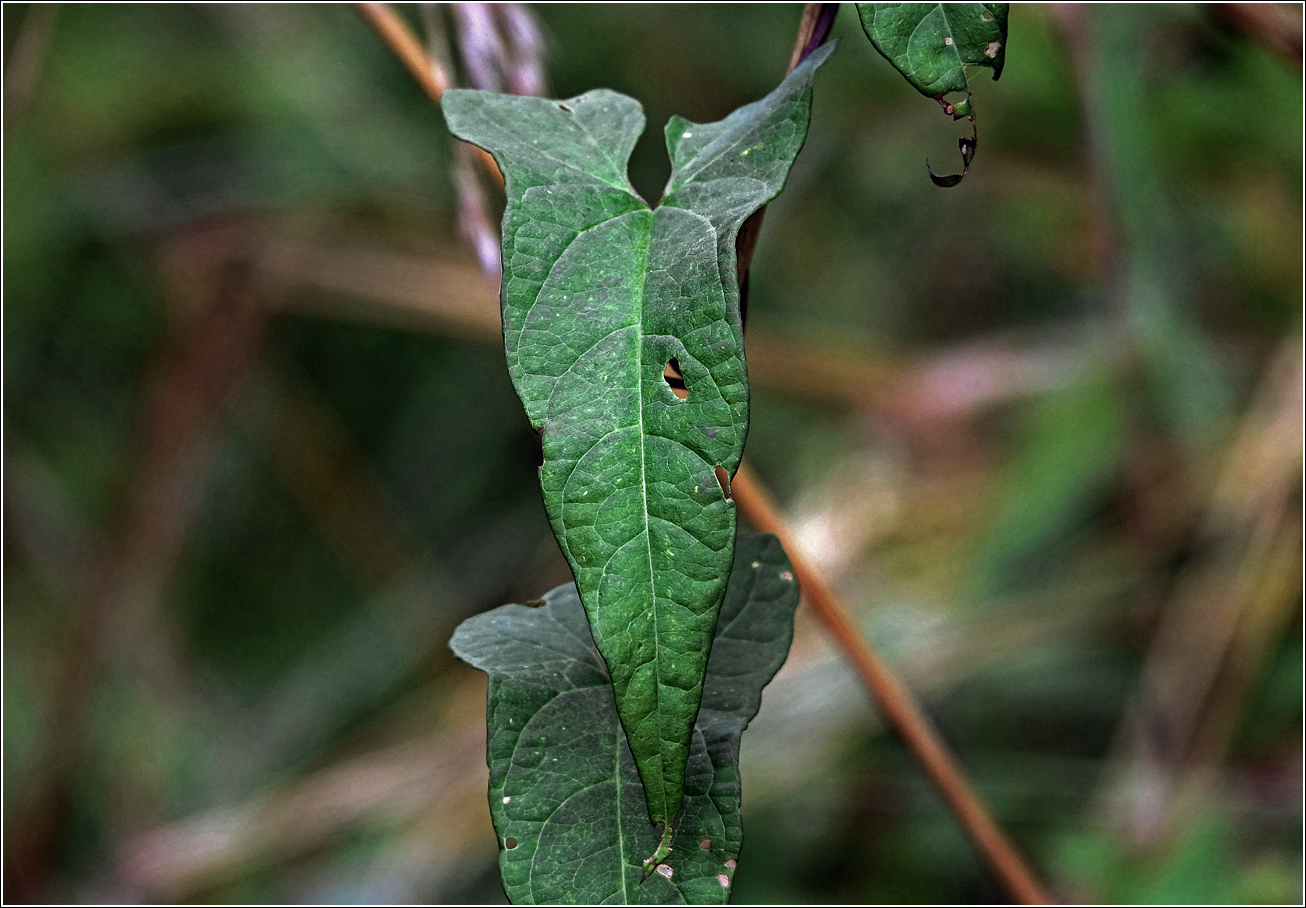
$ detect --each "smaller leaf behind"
[450,533,800,905]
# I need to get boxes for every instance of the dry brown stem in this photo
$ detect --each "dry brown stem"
[731,464,1053,905]
[355,2,503,187]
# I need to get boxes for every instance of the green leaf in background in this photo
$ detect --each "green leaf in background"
[441,44,830,840]
[856,3,1008,185]
[450,533,801,905]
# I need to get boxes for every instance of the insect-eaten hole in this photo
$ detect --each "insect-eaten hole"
[529,426,545,466]
[714,465,732,500]
[663,358,689,399]
[505,837,518,850]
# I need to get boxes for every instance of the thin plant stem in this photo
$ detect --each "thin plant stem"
[731,464,1052,905]
[734,3,839,304]
[357,1,450,101]
[355,1,502,188]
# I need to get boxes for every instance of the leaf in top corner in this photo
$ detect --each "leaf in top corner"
[440,44,831,834]
[857,3,1008,111]
[857,4,1006,184]
[450,533,801,904]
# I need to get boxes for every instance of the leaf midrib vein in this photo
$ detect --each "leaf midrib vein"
[632,213,665,821]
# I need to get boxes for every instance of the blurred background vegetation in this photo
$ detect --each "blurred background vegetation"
[3,2,1301,903]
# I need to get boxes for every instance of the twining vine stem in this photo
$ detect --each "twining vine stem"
[357,3,1051,904]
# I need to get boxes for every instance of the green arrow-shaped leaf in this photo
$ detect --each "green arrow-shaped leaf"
[450,533,801,904]
[442,44,831,834]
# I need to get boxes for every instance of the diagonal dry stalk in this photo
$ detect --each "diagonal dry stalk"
[358,3,1051,903]
[731,463,1051,905]
[355,2,501,186]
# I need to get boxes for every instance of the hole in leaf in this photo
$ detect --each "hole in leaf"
[522,599,545,609]
[935,91,969,117]
[663,358,689,399]
[531,426,545,466]
[505,837,518,849]
[714,466,732,500]
[980,8,994,20]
